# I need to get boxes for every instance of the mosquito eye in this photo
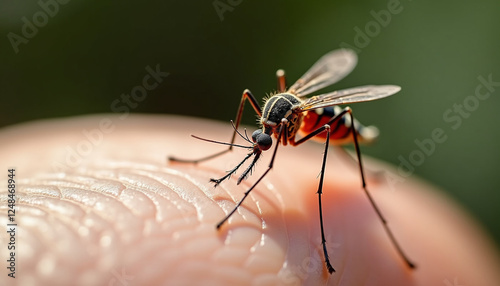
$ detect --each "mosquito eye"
[252,129,263,143]
[256,133,272,151]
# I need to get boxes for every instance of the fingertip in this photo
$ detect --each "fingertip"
[2,114,499,285]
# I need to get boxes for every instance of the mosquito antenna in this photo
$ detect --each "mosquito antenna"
[191,135,251,149]
[230,120,253,144]
[243,129,252,143]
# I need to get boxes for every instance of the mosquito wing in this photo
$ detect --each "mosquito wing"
[300,85,401,111]
[288,49,358,97]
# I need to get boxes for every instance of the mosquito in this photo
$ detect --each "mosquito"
[168,49,415,274]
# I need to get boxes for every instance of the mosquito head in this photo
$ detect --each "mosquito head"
[251,129,272,151]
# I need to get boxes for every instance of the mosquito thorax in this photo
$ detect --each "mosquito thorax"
[261,93,302,126]
[261,93,304,141]
[251,129,272,151]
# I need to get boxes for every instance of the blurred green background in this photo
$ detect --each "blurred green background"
[1,0,499,251]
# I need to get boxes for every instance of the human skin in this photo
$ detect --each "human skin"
[0,114,499,286]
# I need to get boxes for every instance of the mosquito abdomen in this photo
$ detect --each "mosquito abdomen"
[300,106,379,144]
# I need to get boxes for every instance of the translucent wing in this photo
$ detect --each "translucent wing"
[288,49,358,97]
[300,85,401,111]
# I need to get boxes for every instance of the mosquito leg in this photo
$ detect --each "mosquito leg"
[216,119,286,229]
[288,122,334,273]
[291,107,415,273]
[168,89,262,163]
[167,149,229,164]
[344,107,416,269]
[318,125,335,273]
[276,69,287,92]
[231,89,262,143]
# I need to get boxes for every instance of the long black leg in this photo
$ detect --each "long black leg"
[318,125,335,273]
[344,107,416,269]
[290,121,335,273]
[292,107,415,272]
[168,89,262,163]
[216,119,286,229]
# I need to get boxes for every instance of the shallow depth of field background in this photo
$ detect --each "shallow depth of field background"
[1,1,499,252]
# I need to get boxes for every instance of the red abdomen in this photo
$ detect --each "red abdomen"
[299,106,379,145]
